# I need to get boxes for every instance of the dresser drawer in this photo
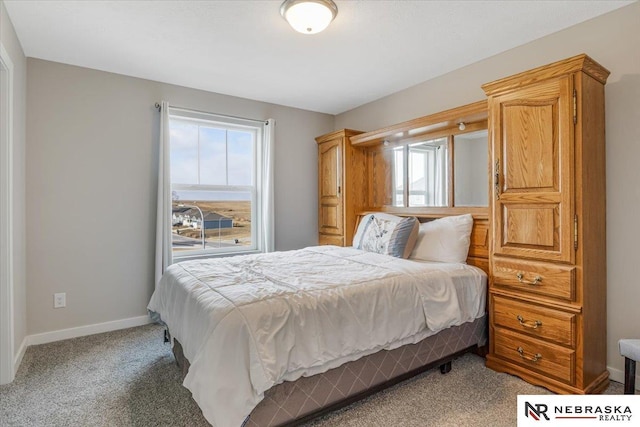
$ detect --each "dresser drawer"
[492,257,575,301]
[494,327,575,384]
[492,295,576,347]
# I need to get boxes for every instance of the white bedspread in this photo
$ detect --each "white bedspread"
[147,245,486,427]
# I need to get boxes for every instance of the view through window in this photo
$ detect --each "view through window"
[169,112,263,256]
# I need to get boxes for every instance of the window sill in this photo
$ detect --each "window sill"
[173,249,262,262]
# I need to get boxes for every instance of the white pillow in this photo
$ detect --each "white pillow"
[353,213,419,259]
[410,214,474,263]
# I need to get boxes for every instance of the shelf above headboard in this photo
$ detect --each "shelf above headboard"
[349,100,488,147]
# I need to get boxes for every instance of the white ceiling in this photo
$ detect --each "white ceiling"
[4,0,633,114]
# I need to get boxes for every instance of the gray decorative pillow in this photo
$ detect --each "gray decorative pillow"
[354,214,419,258]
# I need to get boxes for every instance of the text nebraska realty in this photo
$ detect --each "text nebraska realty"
[526,402,633,422]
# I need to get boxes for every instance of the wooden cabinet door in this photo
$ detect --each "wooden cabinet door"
[491,76,575,263]
[318,138,344,236]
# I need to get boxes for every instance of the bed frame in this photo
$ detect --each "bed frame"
[173,315,487,427]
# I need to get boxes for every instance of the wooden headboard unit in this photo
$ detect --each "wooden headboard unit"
[355,211,489,275]
[315,101,490,275]
[348,101,490,275]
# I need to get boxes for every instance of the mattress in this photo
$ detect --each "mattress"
[148,245,486,427]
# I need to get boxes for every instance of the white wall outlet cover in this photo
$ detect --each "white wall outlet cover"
[53,293,66,308]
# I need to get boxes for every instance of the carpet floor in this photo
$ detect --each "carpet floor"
[0,324,627,426]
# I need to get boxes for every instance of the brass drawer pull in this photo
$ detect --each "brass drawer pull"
[517,347,542,363]
[517,315,542,329]
[516,272,542,286]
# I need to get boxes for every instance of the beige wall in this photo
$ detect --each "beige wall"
[0,0,27,366]
[336,2,640,379]
[26,59,333,335]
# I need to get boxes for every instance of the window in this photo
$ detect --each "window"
[168,108,270,257]
[408,137,448,207]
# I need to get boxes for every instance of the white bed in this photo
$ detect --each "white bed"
[148,245,486,427]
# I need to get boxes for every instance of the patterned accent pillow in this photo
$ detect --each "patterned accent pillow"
[354,214,419,258]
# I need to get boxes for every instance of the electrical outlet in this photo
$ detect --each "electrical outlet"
[54,293,66,308]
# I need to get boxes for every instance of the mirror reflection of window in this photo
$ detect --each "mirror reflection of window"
[408,137,448,207]
[453,130,488,207]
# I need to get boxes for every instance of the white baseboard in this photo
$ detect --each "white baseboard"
[608,365,640,391]
[13,336,27,376]
[26,315,152,346]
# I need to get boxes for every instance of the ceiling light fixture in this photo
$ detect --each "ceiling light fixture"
[280,0,338,35]
[458,122,466,131]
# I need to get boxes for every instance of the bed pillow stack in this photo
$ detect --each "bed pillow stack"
[352,213,419,259]
[410,214,474,263]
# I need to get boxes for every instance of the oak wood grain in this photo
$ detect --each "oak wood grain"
[481,54,610,96]
[350,101,487,147]
[492,294,576,347]
[491,76,574,264]
[316,129,365,245]
[493,327,575,384]
[492,257,576,301]
[484,55,609,394]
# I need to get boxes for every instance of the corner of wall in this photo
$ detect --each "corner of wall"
[1,0,28,378]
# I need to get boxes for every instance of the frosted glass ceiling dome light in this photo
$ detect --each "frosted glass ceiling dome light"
[280,0,338,35]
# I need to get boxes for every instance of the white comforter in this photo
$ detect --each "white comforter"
[148,245,486,427]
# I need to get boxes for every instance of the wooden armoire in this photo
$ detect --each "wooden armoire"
[483,54,610,394]
[315,129,365,247]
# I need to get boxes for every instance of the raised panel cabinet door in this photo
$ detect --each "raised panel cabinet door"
[491,76,575,263]
[318,138,344,236]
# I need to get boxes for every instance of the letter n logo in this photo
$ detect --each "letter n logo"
[525,402,550,421]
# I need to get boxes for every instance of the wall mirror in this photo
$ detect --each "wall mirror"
[385,129,488,208]
[453,130,488,206]
[350,100,490,211]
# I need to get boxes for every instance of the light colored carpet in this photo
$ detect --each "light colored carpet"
[0,324,627,426]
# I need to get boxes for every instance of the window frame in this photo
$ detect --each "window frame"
[168,108,267,259]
